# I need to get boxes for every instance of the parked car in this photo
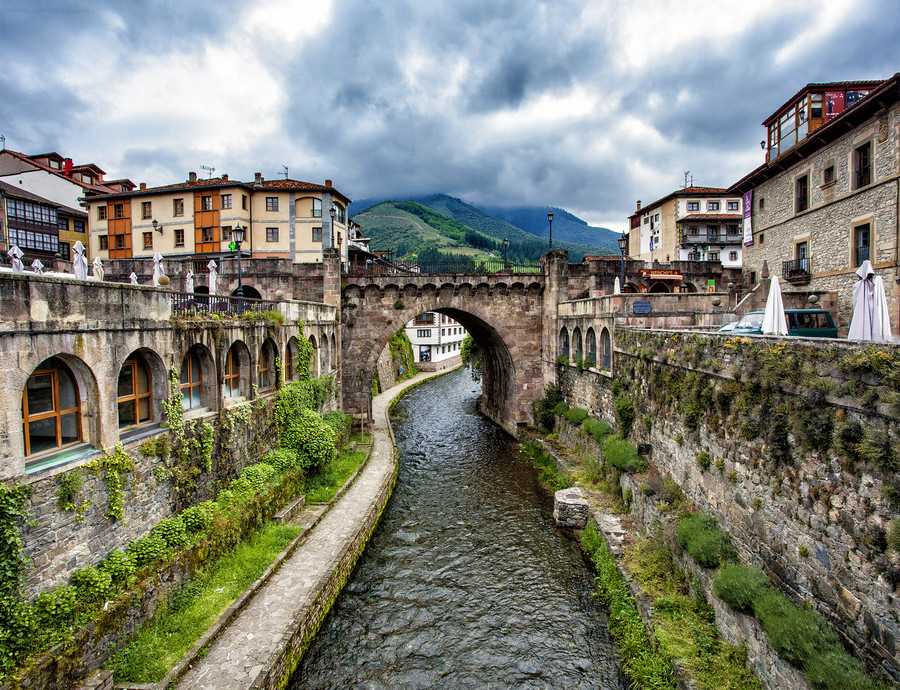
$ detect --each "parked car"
[719,309,837,338]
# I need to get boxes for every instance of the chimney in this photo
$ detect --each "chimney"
[325,179,332,188]
[254,172,262,186]
[636,200,641,211]
[63,158,73,177]
[222,174,228,181]
[189,172,197,182]
[140,182,146,190]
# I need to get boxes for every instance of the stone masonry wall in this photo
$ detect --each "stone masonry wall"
[558,327,900,682]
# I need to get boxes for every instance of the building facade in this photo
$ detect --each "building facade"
[85,172,350,270]
[627,187,744,269]
[406,312,467,369]
[730,74,900,332]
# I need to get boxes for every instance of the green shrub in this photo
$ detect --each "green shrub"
[180,504,213,534]
[752,589,839,668]
[696,451,711,470]
[151,516,191,551]
[804,649,881,689]
[322,410,353,444]
[583,418,613,444]
[603,436,647,472]
[887,519,900,553]
[532,384,564,433]
[614,396,636,437]
[240,463,277,494]
[98,549,134,585]
[713,563,770,613]
[127,534,172,570]
[563,406,589,426]
[583,357,596,369]
[676,513,736,568]
[263,449,300,473]
[69,566,112,603]
[553,401,570,415]
[31,585,78,630]
[555,354,570,366]
[281,409,338,469]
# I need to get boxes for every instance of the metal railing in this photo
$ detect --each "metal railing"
[855,245,870,266]
[782,257,811,279]
[345,256,542,276]
[681,232,743,245]
[170,291,278,317]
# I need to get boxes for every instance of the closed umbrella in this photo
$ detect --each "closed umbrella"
[72,241,88,280]
[762,275,788,335]
[207,260,217,296]
[31,259,44,275]
[91,256,104,282]
[185,270,194,293]
[152,252,164,286]
[614,276,621,294]
[129,272,139,285]
[848,260,876,340]
[873,275,893,342]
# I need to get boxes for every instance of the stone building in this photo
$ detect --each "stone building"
[729,74,900,332]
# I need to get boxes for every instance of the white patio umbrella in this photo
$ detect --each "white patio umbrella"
[72,241,88,280]
[207,260,218,296]
[848,260,876,340]
[91,256,104,282]
[152,252,164,286]
[873,275,893,342]
[185,270,194,293]
[8,246,24,274]
[614,276,621,294]
[761,275,788,335]
[30,259,45,275]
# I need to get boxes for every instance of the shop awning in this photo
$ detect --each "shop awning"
[646,273,683,280]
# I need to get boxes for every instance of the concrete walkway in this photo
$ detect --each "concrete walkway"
[174,371,439,690]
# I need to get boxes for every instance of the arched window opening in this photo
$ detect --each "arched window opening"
[225,346,242,398]
[321,332,330,371]
[117,354,152,429]
[559,328,570,359]
[308,335,319,377]
[649,282,669,293]
[259,341,275,391]
[22,357,81,456]
[573,327,583,360]
[331,334,337,371]
[180,350,203,410]
[601,328,612,370]
[587,328,597,364]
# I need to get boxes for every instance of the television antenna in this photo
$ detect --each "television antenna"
[683,171,691,189]
[200,165,215,178]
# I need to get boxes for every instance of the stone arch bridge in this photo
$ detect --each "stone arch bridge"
[340,253,570,435]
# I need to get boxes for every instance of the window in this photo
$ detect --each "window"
[559,328,569,359]
[225,347,241,399]
[811,93,823,118]
[220,194,232,209]
[417,329,431,337]
[73,219,85,233]
[266,227,279,242]
[708,251,720,262]
[141,201,152,219]
[220,226,231,241]
[174,198,184,216]
[854,141,871,189]
[759,197,765,210]
[201,195,213,211]
[174,228,185,246]
[687,201,699,211]
[242,195,248,210]
[312,198,322,218]
[266,197,278,211]
[729,251,738,261]
[312,227,322,242]
[795,174,809,213]
[114,235,126,249]
[707,224,719,239]
[201,227,214,243]
[573,328,583,360]
[586,329,596,363]
[21,357,81,457]
[601,329,611,369]
[654,213,659,222]
[114,204,124,219]
[796,240,808,263]
[98,206,108,220]
[707,201,720,211]
[143,232,153,250]
[59,242,70,261]
[854,223,871,267]
[727,201,740,211]
[689,227,699,236]
[823,165,835,185]
[335,205,346,223]
[117,355,152,429]
[643,217,649,224]
[99,235,109,250]
[259,343,274,390]
[58,216,68,233]
[750,271,757,285]
[759,233,765,245]
[180,351,202,410]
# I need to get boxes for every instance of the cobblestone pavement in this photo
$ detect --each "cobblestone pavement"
[176,372,437,690]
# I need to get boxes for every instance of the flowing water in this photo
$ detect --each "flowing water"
[290,368,625,689]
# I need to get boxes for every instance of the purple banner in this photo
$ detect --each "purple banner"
[742,190,753,246]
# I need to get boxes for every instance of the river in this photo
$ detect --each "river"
[290,367,624,689]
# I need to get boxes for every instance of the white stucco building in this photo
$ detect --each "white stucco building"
[406,312,467,371]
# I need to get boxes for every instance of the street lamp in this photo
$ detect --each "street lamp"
[232,224,246,298]
[503,237,509,269]
[548,212,553,250]
[618,231,628,292]
[151,219,162,234]
[337,232,343,272]
[329,205,337,248]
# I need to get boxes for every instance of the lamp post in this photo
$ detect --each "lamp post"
[548,212,553,250]
[618,231,628,292]
[232,224,246,298]
[337,232,343,272]
[503,237,508,269]
[329,205,336,248]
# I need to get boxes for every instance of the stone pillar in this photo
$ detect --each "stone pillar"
[541,249,569,388]
[553,487,589,528]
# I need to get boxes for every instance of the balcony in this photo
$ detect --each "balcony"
[855,245,870,267]
[782,257,811,284]
[680,232,742,246]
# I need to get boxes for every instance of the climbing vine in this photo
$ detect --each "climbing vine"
[91,443,134,521]
[54,469,92,522]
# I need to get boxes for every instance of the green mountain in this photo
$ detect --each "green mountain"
[352,195,614,262]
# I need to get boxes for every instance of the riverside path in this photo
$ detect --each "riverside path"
[174,371,440,690]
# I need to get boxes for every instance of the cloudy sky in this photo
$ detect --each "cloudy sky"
[1,0,897,230]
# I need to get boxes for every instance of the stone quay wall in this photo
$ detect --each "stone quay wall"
[557,327,900,682]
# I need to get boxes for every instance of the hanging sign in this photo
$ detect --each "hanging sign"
[743,190,753,246]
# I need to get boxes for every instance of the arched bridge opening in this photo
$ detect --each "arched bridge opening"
[341,276,547,436]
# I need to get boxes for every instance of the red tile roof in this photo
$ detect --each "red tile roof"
[762,78,887,126]
[0,149,117,194]
[88,176,352,204]
[629,186,733,219]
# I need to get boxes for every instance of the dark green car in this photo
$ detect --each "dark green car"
[720,309,837,338]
